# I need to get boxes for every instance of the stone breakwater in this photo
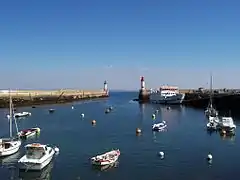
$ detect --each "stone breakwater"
[0,89,108,108]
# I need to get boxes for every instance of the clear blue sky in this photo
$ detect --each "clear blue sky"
[0,0,239,90]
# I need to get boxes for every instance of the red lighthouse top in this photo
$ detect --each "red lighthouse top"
[140,76,144,81]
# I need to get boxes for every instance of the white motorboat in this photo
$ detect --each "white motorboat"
[91,149,120,166]
[7,112,31,119]
[219,117,236,133]
[18,127,41,139]
[0,91,21,157]
[18,143,58,171]
[152,121,167,131]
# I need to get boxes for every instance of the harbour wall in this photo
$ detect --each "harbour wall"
[137,88,240,111]
[0,89,109,108]
[183,91,240,111]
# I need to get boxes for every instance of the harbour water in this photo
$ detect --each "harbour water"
[0,91,240,180]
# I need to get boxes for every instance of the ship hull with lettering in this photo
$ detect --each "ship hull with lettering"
[149,86,185,104]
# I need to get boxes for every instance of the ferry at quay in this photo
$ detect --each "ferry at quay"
[149,86,185,104]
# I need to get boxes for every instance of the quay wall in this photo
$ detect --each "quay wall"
[137,88,240,111]
[183,92,240,111]
[0,89,108,108]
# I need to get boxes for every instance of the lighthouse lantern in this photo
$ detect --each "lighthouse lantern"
[140,76,145,90]
[104,80,108,92]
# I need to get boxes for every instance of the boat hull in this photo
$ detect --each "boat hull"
[18,128,40,139]
[149,93,185,104]
[152,124,167,131]
[0,141,21,157]
[91,158,118,166]
[18,148,54,171]
[91,150,120,166]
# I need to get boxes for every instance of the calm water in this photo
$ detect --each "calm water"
[0,91,240,180]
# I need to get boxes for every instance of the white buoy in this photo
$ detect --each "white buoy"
[72,106,74,109]
[159,151,164,158]
[207,154,212,161]
[54,147,60,154]
[81,113,84,118]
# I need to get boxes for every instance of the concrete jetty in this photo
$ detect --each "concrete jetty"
[0,89,108,108]
[0,81,110,108]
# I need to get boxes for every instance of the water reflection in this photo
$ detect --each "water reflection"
[220,134,235,141]
[138,103,146,126]
[18,161,54,180]
[0,152,21,167]
[92,161,119,172]
[207,129,236,141]
[159,105,184,125]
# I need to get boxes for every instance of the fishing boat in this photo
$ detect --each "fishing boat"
[18,143,59,171]
[91,149,120,166]
[152,121,167,131]
[0,91,21,157]
[18,127,41,139]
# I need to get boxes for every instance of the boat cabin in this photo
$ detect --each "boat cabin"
[159,86,179,96]
[25,143,49,159]
[221,117,235,127]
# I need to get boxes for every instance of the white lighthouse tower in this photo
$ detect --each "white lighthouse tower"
[140,76,145,90]
[138,76,149,102]
[103,80,109,96]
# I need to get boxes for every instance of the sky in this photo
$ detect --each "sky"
[0,0,240,90]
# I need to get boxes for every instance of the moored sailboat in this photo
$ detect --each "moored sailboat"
[205,74,218,118]
[0,90,21,157]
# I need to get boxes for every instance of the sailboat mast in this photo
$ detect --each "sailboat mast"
[209,73,213,107]
[9,90,13,138]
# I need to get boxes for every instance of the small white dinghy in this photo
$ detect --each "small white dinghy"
[91,149,120,166]
[152,121,167,131]
[18,143,58,171]
[18,128,41,139]
[7,112,31,119]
